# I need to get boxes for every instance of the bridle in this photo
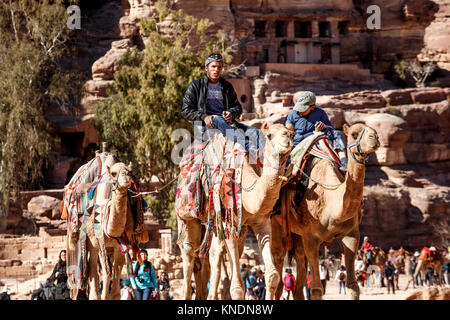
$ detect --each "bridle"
[110,167,132,192]
[347,127,369,164]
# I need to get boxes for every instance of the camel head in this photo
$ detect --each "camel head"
[262,123,294,158]
[343,123,380,163]
[107,162,133,192]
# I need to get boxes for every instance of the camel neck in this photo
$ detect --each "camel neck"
[244,150,286,215]
[344,153,366,195]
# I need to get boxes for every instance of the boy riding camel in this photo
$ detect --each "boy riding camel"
[284,91,348,171]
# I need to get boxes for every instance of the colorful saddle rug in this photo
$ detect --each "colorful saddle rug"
[175,132,246,257]
[61,152,144,289]
[284,131,342,181]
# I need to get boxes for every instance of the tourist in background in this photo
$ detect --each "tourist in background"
[283,268,296,300]
[0,286,11,300]
[384,261,396,294]
[246,269,257,300]
[31,282,45,300]
[130,249,157,300]
[254,270,266,300]
[335,265,347,294]
[240,264,250,299]
[319,261,329,294]
[49,249,70,300]
[305,270,312,300]
[120,278,136,300]
[157,272,172,300]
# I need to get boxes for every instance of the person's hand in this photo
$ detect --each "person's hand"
[55,272,60,278]
[222,111,233,124]
[314,121,327,132]
[132,286,137,290]
[204,115,215,128]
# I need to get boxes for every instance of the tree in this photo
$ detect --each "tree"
[0,0,83,232]
[93,0,237,228]
[394,59,437,88]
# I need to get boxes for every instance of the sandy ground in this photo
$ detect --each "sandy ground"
[4,270,447,300]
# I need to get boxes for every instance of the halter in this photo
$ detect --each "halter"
[110,167,132,192]
[347,127,369,164]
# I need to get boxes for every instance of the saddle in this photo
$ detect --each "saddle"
[175,132,246,257]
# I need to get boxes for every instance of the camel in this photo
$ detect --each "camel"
[271,123,380,300]
[177,123,293,300]
[413,247,444,287]
[69,162,135,300]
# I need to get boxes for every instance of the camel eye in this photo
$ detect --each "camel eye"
[111,172,117,177]
[352,132,358,139]
[267,133,272,140]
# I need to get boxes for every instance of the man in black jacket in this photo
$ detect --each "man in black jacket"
[181,53,264,161]
[384,261,396,294]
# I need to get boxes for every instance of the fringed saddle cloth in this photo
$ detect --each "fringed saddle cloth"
[175,132,246,257]
[61,152,144,290]
[278,132,343,252]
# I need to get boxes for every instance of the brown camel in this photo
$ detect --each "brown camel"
[271,123,380,300]
[177,124,293,300]
[82,162,135,300]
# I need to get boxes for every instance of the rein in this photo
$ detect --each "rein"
[347,127,369,164]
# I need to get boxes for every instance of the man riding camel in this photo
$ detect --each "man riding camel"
[181,53,264,162]
[284,91,348,171]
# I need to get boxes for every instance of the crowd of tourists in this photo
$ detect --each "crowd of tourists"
[26,248,172,300]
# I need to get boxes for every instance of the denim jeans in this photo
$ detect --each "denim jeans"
[338,280,346,294]
[206,116,265,152]
[134,287,153,300]
[326,129,346,151]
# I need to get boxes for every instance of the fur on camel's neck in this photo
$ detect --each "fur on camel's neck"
[242,144,287,216]
[106,188,129,237]
[335,151,366,222]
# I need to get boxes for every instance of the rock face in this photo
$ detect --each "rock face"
[27,196,61,220]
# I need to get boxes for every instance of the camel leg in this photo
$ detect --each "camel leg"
[253,222,280,300]
[179,219,202,300]
[224,235,244,300]
[207,235,224,300]
[193,256,205,300]
[109,249,124,300]
[98,249,111,300]
[86,240,100,300]
[292,233,306,300]
[342,232,360,300]
[270,218,287,300]
[302,236,323,300]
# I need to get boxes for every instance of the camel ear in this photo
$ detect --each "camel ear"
[127,161,133,172]
[106,165,111,175]
[343,123,349,136]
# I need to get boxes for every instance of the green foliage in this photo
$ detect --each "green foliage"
[93,1,237,228]
[394,60,408,81]
[0,0,84,231]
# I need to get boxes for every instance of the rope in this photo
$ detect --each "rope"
[128,176,178,197]
[293,162,345,190]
